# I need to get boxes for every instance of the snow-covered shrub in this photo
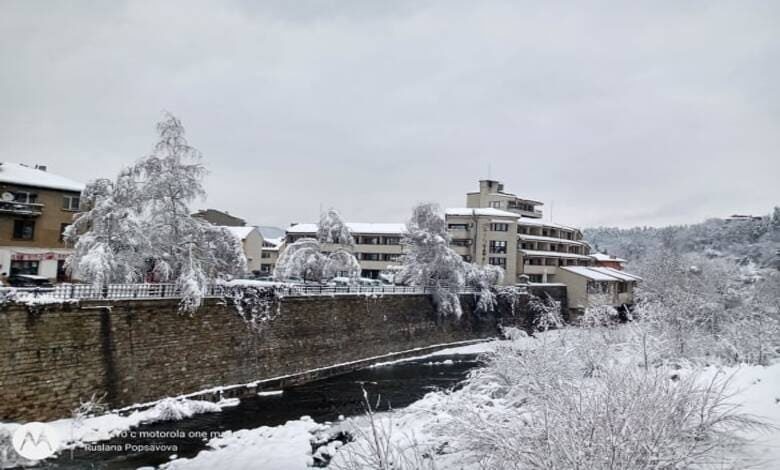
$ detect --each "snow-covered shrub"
[146,398,221,423]
[221,283,283,328]
[466,263,503,313]
[431,329,768,470]
[330,387,435,470]
[528,293,562,332]
[397,203,466,317]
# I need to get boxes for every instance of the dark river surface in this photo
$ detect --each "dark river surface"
[34,353,482,470]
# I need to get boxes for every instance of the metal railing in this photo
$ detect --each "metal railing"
[1,283,481,301]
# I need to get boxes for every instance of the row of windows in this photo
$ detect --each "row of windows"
[357,253,401,262]
[8,220,71,242]
[2,191,80,211]
[356,236,401,245]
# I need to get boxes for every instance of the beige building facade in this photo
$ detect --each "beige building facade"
[0,163,84,281]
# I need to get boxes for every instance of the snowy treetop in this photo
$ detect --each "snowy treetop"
[0,162,84,192]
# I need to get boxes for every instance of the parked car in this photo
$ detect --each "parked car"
[7,274,54,288]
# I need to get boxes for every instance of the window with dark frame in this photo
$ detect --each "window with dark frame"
[489,240,507,254]
[489,223,509,232]
[13,220,35,240]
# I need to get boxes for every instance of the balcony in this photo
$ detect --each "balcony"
[0,200,43,216]
[506,206,543,218]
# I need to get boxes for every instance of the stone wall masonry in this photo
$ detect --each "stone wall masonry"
[0,286,566,422]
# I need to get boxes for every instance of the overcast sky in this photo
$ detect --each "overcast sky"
[1,1,778,229]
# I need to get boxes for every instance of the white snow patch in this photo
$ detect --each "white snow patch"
[163,417,327,470]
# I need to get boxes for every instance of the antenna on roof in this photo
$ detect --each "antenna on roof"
[550,201,554,222]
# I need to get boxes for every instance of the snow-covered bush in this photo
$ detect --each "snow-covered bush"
[426,328,768,470]
[330,387,435,470]
[221,282,283,328]
[397,203,466,316]
[528,293,563,332]
[466,263,503,313]
[66,114,247,312]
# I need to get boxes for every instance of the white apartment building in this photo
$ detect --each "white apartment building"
[277,179,639,309]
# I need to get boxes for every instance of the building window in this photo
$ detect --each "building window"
[12,192,37,204]
[618,282,628,293]
[261,252,271,258]
[447,223,469,231]
[360,236,380,245]
[489,223,509,232]
[59,223,70,242]
[63,195,80,211]
[260,264,272,273]
[382,253,401,262]
[489,201,501,208]
[361,253,381,261]
[488,257,506,268]
[10,260,39,276]
[489,240,507,254]
[12,220,35,240]
[461,255,472,262]
[451,239,471,247]
[528,274,543,283]
[383,237,401,245]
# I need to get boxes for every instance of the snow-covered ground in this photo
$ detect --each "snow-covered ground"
[0,398,238,467]
[156,333,780,470]
[159,417,327,470]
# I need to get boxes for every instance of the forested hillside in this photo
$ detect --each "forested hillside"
[585,207,780,268]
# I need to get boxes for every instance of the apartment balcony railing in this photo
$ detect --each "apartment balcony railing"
[0,200,43,216]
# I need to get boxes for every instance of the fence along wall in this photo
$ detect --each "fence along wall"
[1,290,548,422]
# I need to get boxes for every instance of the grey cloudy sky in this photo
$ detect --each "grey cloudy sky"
[1,0,778,229]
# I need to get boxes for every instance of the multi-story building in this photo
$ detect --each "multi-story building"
[285,223,405,279]
[445,208,521,282]
[0,163,84,281]
[260,237,283,275]
[222,226,264,273]
[466,179,543,218]
[451,180,592,284]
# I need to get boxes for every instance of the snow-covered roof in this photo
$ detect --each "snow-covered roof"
[222,226,258,240]
[445,208,519,218]
[0,163,84,192]
[263,237,283,248]
[287,223,406,235]
[516,217,579,232]
[520,249,593,260]
[590,253,627,263]
[560,266,642,282]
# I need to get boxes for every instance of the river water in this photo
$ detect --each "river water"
[37,353,481,470]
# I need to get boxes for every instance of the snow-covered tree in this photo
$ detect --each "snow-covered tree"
[397,203,466,316]
[274,238,360,282]
[65,173,149,285]
[317,208,353,245]
[66,113,246,311]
